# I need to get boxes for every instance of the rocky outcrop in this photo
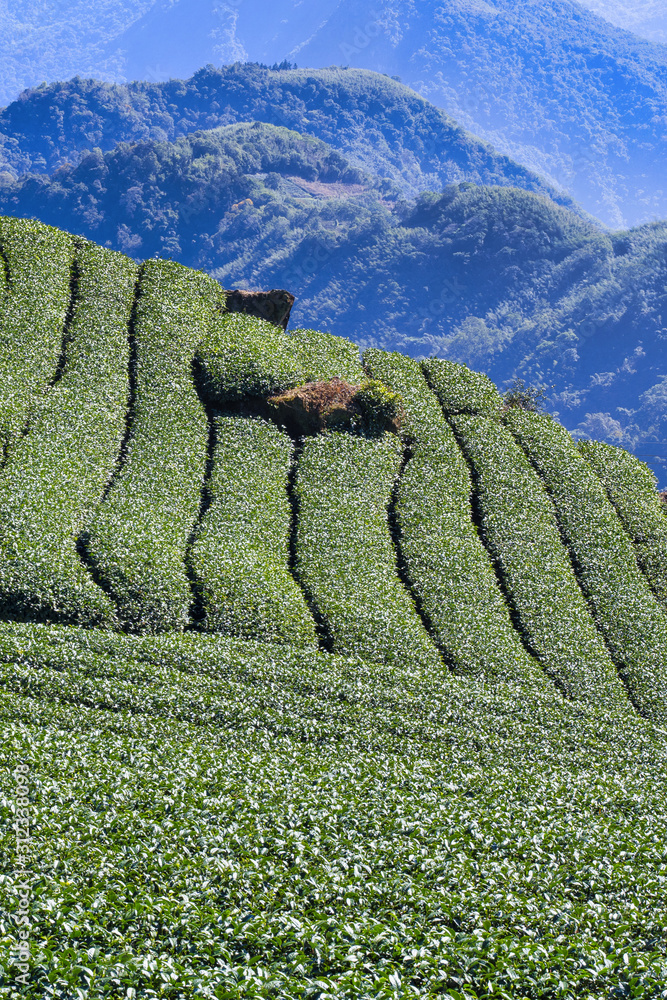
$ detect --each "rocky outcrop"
[224,288,295,330]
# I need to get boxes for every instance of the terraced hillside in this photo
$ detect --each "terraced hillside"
[2,217,667,997]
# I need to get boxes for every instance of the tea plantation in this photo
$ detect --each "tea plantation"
[1,218,667,999]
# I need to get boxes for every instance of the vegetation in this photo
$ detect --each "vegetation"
[197,311,364,404]
[506,408,667,721]
[294,431,443,673]
[1,220,666,996]
[0,66,567,207]
[579,439,667,604]
[6,124,666,471]
[84,260,219,633]
[364,348,552,691]
[190,415,318,645]
[0,240,135,628]
[0,217,74,457]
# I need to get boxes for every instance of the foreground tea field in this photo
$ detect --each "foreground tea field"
[1,218,667,998]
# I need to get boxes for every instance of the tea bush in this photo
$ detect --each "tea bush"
[364,348,552,690]
[451,414,630,710]
[190,415,318,646]
[507,409,667,721]
[288,326,364,384]
[579,439,667,605]
[85,260,219,633]
[0,242,136,628]
[1,619,666,998]
[0,217,74,456]
[294,431,444,672]
[421,356,502,416]
[197,314,363,403]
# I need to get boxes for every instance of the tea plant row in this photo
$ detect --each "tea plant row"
[579,439,667,605]
[363,349,552,693]
[507,409,667,721]
[190,415,318,646]
[294,430,444,673]
[85,261,220,633]
[0,217,74,456]
[0,241,136,628]
[450,413,629,711]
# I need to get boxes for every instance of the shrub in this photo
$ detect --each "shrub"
[364,348,554,691]
[85,260,220,633]
[0,242,136,628]
[451,413,631,711]
[506,409,667,721]
[579,439,667,605]
[190,415,318,646]
[503,377,549,413]
[287,326,364,384]
[421,356,502,416]
[352,379,403,434]
[293,431,444,672]
[0,216,74,456]
[196,315,364,404]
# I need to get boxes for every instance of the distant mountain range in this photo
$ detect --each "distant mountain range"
[0,67,574,210]
[2,108,666,478]
[3,0,667,227]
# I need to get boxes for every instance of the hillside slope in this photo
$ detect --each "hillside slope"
[4,1,667,224]
[1,217,667,996]
[2,125,665,472]
[0,66,572,210]
[277,0,667,228]
[577,0,667,42]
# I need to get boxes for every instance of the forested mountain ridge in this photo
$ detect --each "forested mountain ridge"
[286,0,667,228]
[3,0,666,225]
[0,66,574,210]
[2,119,665,476]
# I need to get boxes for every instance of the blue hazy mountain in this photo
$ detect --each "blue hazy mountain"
[0,66,577,211]
[3,1,667,226]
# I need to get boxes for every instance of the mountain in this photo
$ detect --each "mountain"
[1,214,666,996]
[283,0,667,228]
[577,0,667,43]
[3,1,667,224]
[2,119,665,477]
[0,65,573,210]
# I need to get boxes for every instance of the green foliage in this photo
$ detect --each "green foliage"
[364,348,552,689]
[352,379,403,434]
[1,620,667,996]
[197,313,364,404]
[506,409,667,721]
[287,327,364,384]
[0,66,565,207]
[579,439,667,605]
[294,431,443,672]
[190,415,318,646]
[85,260,219,633]
[0,216,74,456]
[451,414,630,711]
[503,377,549,413]
[0,241,136,628]
[422,357,503,417]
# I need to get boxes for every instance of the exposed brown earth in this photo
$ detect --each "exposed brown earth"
[268,378,363,435]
